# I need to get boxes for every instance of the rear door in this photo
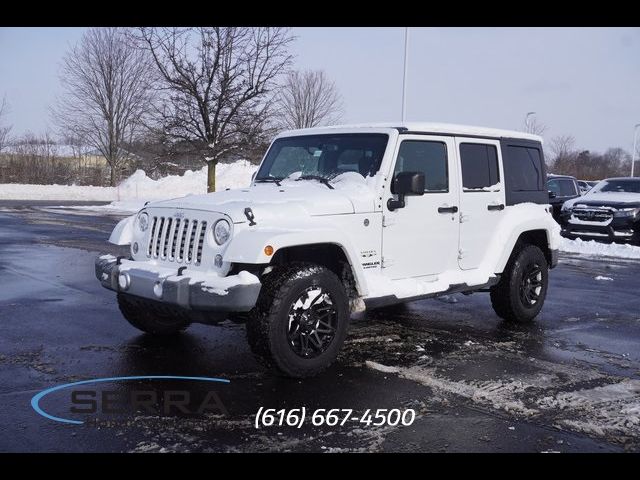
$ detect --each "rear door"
[456,138,506,270]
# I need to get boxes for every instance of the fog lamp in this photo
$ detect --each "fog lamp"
[118,272,130,290]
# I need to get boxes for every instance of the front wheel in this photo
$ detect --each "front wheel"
[246,262,350,378]
[490,245,549,323]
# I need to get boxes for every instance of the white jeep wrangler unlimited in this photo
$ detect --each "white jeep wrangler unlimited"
[97,123,560,377]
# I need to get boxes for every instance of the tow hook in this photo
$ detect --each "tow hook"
[177,266,188,276]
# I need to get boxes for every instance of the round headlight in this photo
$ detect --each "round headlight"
[137,212,149,232]
[213,219,231,245]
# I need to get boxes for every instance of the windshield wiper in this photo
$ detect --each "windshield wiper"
[254,176,282,186]
[296,175,334,190]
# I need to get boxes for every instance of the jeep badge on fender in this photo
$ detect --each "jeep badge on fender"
[96,123,561,378]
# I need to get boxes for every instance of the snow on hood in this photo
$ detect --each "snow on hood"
[564,191,640,209]
[147,172,378,223]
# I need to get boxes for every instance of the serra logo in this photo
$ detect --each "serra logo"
[31,375,230,425]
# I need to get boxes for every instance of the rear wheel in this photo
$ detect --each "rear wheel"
[490,244,549,323]
[246,262,350,378]
[117,293,191,335]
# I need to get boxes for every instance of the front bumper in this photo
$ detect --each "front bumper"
[561,215,639,244]
[95,255,261,312]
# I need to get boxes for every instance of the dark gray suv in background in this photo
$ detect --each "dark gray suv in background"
[560,177,640,245]
[547,175,581,222]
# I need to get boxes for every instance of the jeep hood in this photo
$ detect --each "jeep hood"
[564,191,640,209]
[147,176,378,223]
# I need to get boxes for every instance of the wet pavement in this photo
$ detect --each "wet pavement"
[0,201,639,452]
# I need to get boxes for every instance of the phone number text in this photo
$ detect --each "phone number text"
[254,407,416,429]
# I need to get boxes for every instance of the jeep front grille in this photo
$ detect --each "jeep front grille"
[572,208,613,223]
[146,216,207,265]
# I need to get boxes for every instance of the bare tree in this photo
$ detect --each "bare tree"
[135,27,294,191]
[52,28,154,186]
[548,135,575,161]
[60,132,91,159]
[0,95,12,153]
[550,145,630,180]
[523,116,547,136]
[276,69,343,130]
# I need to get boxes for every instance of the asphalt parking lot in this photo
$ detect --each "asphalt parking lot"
[1,201,639,452]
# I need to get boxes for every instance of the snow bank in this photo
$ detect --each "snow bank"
[559,237,640,260]
[0,161,258,208]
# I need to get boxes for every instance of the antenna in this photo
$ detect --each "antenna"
[401,27,410,123]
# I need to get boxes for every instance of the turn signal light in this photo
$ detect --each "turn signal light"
[264,245,274,256]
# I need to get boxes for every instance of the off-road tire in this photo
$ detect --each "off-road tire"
[490,244,549,323]
[117,293,191,335]
[246,262,350,378]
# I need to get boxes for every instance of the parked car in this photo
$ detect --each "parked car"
[560,177,640,245]
[546,175,581,222]
[97,123,560,378]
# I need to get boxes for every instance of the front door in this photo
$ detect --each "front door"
[381,135,460,279]
[456,138,506,270]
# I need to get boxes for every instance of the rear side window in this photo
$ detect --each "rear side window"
[505,146,544,191]
[548,178,578,196]
[460,143,500,190]
[393,140,448,192]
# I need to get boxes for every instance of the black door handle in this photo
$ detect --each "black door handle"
[487,204,505,211]
[438,206,458,214]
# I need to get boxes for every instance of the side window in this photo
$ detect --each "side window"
[547,179,562,195]
[548,179,577,196]
[566,180,578,196]
[393,141,448,192]
[559,179,577,196]
[459,143,500,191]
[505,146,544,191]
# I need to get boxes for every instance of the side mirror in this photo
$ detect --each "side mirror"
[388,171,425,211]
[392,171,425,195]
[548,191,556,199]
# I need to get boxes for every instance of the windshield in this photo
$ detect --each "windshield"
[255,134,389,182]
[591,179,640,194]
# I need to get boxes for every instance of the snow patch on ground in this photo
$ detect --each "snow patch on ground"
[365,361,537,416]
[0,161,257,209]
[594,276,614,281]
[366,358,640,442]
[537,380,640,438]
[559,237,640,259]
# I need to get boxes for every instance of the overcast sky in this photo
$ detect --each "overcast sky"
[1,27,639,153]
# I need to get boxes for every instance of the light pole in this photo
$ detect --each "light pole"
[401,27,410,123]
[632,123,640,178]
[525,112,536,133]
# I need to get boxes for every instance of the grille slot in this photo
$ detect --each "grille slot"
[169,218,181,260]
[147,216,158,256]
[197,221,207,264]
[147,216,207,265]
